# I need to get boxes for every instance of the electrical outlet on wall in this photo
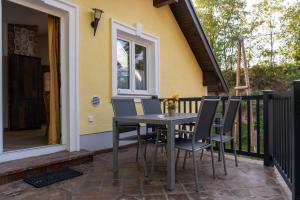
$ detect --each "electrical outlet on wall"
[88,115,94,123]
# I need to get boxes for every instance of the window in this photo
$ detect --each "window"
[135,44,147,91]
[117,39,130,89]
[117,39,147,92]
[112,20,160,97]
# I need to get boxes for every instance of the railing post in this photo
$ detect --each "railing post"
[292,80,300,200]
[263,90,274,166]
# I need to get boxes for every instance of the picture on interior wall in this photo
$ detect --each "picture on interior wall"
[8,24,39,56]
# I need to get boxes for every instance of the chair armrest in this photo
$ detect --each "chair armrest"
[148,128,167,135]
[119,124,140,128]
[157,129,168,134]
[175,129,194,134]
[212,123,224,128]
[181,122,196,126]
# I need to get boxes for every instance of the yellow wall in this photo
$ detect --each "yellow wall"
[68,0,206,134]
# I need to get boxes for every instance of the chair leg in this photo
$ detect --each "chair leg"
[137,128,148,177]
[218,143,221,162]
[176,149,180,170]
[183,151,188,169]
[164,145,168,158]
[234,143,238,167]
[192,150,200,192]
[220,142,227,176]
[200,149,204,160]
[144,128,149,161]
[136,142,139,162]
[150,130,160,179]
[144,143,148,161]
[210,145,216,179]
[150,139,159,179]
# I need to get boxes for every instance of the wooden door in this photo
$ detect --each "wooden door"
[9,54,42,130]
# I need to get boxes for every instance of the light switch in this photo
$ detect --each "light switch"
[88,115,94,123]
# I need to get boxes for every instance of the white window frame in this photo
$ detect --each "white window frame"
[112,19,160,98]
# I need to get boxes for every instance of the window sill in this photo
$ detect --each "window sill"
[112,94,159,102]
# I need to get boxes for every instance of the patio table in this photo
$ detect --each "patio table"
[112,113,198,191]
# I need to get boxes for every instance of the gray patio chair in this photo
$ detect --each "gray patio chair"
[141,98,166,134]
[141,98,168,178]
[111,98,156,177]
[175,97,220,192]
[211,96,241,176]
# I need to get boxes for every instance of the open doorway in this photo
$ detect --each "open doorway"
[2,0,61,151]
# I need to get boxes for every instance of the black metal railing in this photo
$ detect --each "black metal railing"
[159,80,300,199]
[271,92,293,190]
[262,80,300,200]
[160,95,264,158]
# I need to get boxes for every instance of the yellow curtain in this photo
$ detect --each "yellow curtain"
[48,15,60,144]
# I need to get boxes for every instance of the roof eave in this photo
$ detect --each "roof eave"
[185,0,229,93]
[169,0,229,93]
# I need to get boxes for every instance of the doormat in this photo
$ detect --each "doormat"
[24,168,82,188]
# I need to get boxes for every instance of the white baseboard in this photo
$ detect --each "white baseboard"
[80,127,147,151]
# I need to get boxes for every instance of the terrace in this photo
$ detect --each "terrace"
[0,80,298,200]
[0,145,291,200]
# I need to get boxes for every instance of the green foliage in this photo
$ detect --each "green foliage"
[194,0,248,70]
[246,0,284,66]
[195,0,300,92]
[223,64,300,94]
[280,1,300,65]
[250,64,300,92]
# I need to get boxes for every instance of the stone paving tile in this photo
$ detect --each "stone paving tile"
[164,184,185,194]
[144,194,166,200]
[143,184,165,195]
[167,193,190,200]
[0,145,292,200]
[188,191,215,200]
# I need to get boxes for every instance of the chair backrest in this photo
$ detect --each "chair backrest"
[223,96,242,133]
[111,99,137,117]
[111,99,138,133]
[141,99,162,115]
[194,97,220,141]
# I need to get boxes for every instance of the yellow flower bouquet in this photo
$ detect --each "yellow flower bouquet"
[163,95,179,116]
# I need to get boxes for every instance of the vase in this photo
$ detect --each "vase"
[168,108,176,116]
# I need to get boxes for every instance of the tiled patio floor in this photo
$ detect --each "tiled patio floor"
[0,145,292,200]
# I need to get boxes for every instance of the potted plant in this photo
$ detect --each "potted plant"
[163,95,179,116]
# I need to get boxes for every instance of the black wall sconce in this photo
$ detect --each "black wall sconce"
[91,8,104,36]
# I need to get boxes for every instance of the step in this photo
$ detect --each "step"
[0,150,94,185]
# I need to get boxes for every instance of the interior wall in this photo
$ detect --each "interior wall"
[2,22,8,128]
[2,0,49,129]
[38,34,49,66]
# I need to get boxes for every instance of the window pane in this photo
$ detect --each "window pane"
[117,39,130,89]
[135,44,147,90]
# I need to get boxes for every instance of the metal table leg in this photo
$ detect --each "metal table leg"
[113,119,119,172]
[167,121,176,191]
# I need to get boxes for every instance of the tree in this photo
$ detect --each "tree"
[194,0,247,70]
[223,64,300,94]
[248,0,284,66]
[280,1,300,65]
[195,0,299,93]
